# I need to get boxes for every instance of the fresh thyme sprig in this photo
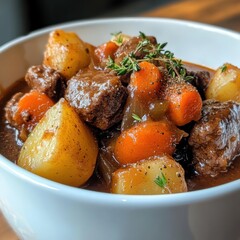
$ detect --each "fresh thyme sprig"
[107,54,140,75]
[107,31,192,82]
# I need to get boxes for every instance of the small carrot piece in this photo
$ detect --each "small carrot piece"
[14,90,54,129]
[130,61,162,100]
[114,120,185,165]
[164,82,202,126]
[95,41,119,61]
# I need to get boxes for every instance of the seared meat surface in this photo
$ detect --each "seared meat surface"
[186,70,211,99]
[114,36,157,64]
[25,65,65,100]
[4,92,29,140]
[189,100,240,176]
[5,92,24,127]
[65,68,128,130]
[112,36,157,85]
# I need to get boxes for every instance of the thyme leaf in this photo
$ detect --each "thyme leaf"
[111,31,122,36]
[154,172,167,188]
[220,64,227,73]
[139,31,147,39]
[132,113,142,122]
[107,56,140,75]
[107,31,190,81]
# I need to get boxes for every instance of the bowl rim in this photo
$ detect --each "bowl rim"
[0,17,240,206]
[1,17,240,51]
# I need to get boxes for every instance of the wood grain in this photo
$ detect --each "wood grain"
[143,0,240,31]
[1,0,239,239]
[0,213,18,240]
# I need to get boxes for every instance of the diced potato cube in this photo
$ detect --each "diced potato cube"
[206,63,240,102]
[111,155,187,195]
[18,99,98,187]
[44,29,90,79]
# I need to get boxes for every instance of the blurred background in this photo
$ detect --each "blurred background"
[1,0,240,46]
[0,0,177,45]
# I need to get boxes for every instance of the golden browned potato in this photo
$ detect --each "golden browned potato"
[111,155,187,195]
[206,63,240,102]
[43,29,90,79]
[18,99,98,187]
[84,42,98,69]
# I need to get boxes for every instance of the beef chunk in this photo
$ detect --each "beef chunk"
[186,70,211,99]
[5,92,29,141]
[5,92,24,127]
[189,100,240,176]
[113,36,157,85]
[25,65,66,99]
[65,69,128,130]
[114,36,157,64]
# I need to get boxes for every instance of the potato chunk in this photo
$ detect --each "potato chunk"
[111,155,187,195]
[18,99,98,187]
[43,29,90,79]
[206,63,240,102]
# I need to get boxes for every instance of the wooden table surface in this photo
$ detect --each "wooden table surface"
[1,0,240,239]
[143,0,240,32]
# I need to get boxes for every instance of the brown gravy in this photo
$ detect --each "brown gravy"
[0,80,29,162]
[0,73,240,192]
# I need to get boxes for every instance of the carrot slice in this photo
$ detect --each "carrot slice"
[130,61,162,100]
[14,90,54,129]
[114,120,185,165]
[95,41,119,61]
[164,82,202,126]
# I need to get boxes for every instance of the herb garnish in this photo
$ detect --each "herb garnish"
[154,172,167,188]
[111,31,122,36]
[132,113,142,122]
[220,64,227,73]
[107,54,140,75]
[107,31,192,82]
[111,31,123,45]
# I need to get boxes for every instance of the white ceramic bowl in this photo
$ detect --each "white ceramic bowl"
[0,18,240,240]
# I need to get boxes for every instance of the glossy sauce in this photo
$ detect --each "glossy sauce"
[0,80,28,162]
